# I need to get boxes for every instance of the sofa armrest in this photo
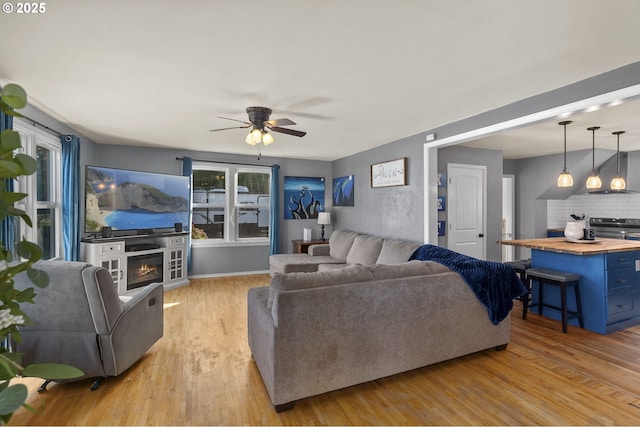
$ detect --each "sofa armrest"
[308,244,330,256]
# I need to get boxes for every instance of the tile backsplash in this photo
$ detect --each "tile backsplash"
[547,193,640,228]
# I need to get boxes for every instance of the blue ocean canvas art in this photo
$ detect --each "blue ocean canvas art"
[284,176,325,219]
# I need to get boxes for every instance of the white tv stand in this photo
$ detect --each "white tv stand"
[80,232,190,295]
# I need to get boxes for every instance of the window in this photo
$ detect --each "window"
[192,162,271,244]
[13,119,62,260]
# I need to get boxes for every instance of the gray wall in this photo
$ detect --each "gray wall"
[437,146,503,261]
[275,157,332,251]
[331,134,424,243]
[89,144,330,275]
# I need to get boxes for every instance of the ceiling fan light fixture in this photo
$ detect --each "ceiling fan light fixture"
[586,126,602,190]
[262,131,275,146]
[246,128,263,145]
[557,120,573,188]
[245,132,257,145]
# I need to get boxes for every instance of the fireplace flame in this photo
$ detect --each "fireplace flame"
[137,263,158,277]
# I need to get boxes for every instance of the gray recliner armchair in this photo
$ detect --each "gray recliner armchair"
[12,260,164,391]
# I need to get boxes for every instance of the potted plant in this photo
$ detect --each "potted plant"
[0,83,82,424]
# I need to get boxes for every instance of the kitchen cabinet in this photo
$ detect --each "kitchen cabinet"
[499,237,640,334]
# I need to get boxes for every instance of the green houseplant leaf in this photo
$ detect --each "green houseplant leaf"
[0,129,22,153]
[0,84,27,110]
[0,384,27,415]
[26,268,48,288]
[22,363,84,380]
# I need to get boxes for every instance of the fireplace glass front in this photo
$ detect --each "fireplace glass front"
[127,252,164,291]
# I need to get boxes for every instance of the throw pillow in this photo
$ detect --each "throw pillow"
[345,235,384,265]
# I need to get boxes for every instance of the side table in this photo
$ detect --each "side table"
[291,239,327,254]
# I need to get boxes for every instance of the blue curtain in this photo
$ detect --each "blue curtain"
[61,135,81,261]
[0,110,15,254]
[182,157,193,272]
[270,164,280,255]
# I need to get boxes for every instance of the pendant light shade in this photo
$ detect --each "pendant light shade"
[557,120,573,187]
[586,126,602,190]
[610,130,626,191]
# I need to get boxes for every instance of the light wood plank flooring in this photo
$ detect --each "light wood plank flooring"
[9,274,640,425]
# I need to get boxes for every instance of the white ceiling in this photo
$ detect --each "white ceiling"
[461,96,640,159]
[1,0,640,161]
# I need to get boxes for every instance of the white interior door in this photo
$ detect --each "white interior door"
[447,163,486,259]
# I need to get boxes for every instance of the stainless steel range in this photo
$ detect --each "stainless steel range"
[589,217,640,239]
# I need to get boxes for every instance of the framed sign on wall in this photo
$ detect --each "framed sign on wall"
[370,158,407,188]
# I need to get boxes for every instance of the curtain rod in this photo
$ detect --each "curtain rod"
[15,114,64,138]
[176,156,275,167]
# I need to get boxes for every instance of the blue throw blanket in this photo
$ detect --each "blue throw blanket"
[409,244,528,325]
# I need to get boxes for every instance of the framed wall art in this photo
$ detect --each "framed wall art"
[370,157,407,188]
[333,175,354,206]
[284,176,325,219]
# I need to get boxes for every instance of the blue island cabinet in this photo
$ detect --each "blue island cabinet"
[532,249,640,334]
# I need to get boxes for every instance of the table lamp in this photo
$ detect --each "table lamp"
[317,212,331,241]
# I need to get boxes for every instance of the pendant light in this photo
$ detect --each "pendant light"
[557,120,573,187]
[586,126,602,190]
[610,130,626,191]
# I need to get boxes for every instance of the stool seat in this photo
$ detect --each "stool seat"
[525,267,584,333]
[525,267,580,283]
[505,259,532,270]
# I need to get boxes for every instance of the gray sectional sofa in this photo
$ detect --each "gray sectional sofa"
[269,229,421,274]
[248,260,511,411]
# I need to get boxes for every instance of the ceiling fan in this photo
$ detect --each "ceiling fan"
[210,106,307,146]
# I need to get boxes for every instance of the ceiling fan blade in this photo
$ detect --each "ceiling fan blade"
[266,118,296,127]
[270,126,307,137]
[218,116,251,125]
[209,125,251,132]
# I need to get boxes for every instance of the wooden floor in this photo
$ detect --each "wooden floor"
[9,274,640,425]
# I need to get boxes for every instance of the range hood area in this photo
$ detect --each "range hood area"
[583,151,632,194]
[537,149,636,200]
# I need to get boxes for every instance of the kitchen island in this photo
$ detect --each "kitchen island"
[499,237,640,334]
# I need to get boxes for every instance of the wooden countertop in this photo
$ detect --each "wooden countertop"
[498,237,640,255]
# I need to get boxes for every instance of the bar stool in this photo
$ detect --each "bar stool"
[505,259,531,319]
[525,267,584,333]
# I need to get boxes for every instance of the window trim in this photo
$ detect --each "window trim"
[191,162,271,247]
[12,118,63,260]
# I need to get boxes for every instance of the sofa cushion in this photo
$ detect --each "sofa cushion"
[376,239,422,264]
[268,264,374,309]
[345,235,384,265]
[269,254,344,275]
[328,230,360,261]
[368,260,453,280]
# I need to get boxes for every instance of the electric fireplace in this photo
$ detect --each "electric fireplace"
[127,252,164,291]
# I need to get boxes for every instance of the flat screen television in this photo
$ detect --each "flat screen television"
[85,165,190,233]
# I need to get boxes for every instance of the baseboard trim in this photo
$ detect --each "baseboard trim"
[188,270,269,279]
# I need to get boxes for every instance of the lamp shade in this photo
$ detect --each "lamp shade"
[557,171,573,187]
[611,175,626,191]
[557,121,573,188]
[586,174,602,189]
[586,126,602,190]
[611,130,626,191]
[317,212,331,225]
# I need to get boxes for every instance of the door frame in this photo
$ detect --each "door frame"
[502,174,515,262]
